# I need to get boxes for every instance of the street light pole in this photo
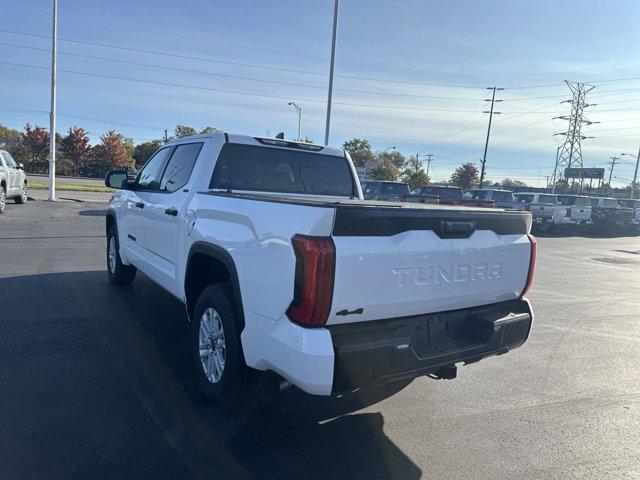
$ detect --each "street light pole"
[324,0,339,146]
[48,0,58,201]
[288,102,302,141]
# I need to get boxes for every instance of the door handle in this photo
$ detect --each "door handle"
[135,202,145,209]
[165,208,178,217]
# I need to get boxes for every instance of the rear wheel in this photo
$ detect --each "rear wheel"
[0,186,5,214]
[190,284,259,408]
[107,225,137,286]
[534,221,551,233]
[15,183,27,204]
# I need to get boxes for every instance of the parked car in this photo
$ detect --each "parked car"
[0,149,28,213]
[410,185,495,207]
[361,180,410,201]
[104,132,537,406]
[589,197,633,230]
[514,192,566,232]
[618,199,640,228]
[464,189,519,209]
[556,194,592,225]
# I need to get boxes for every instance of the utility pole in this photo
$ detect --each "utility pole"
[607,156,619,185]
[324,0,339,146]
[47,0,58,201]
[622,147,640,199]
[425,153,433,177]
[551,146,561,193]
[288,102,302,141]
[479,86,503,188]
[549,81,597,188]
[163,129,168,143]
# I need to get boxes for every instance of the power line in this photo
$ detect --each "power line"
[0,41,498,102]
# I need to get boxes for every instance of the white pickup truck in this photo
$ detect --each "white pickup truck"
[105,132,536,406]
[514,192,567,232]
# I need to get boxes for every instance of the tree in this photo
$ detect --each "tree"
[199,126,219,134]
[132,140,163,168]
[21,124,50,172]
[174,125,198,138]
[376,150,406,170]
[402,155,429,190]
[60,127,91,176]
[371,158,399,181]
[495,178,527,190]
[0,124,23,162]
[93,130,134,170]
[342,138,374,167]
[450,163,479,190]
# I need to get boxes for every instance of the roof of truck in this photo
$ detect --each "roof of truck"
[166,131,345,157]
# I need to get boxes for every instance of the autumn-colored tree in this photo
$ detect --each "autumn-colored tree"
[60,127,91,176]
[343,138,374,167]
[450,163,479,190]
[376,150,407,170]
[371,158,399,181]
[402,155,430,190]
[21,124,50,171]
[133,140,163,168]
[93,130,134,170]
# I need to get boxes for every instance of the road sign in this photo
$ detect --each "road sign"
[564,168,605,179]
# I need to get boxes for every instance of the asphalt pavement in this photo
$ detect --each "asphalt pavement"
[1,198,639,480]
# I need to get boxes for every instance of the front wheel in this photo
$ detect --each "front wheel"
[0,186,5,214]
[15,183,27,204]
[190,284,259,408]
[107,225,137,286]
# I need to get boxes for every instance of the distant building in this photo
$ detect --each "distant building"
[355,160,377,182]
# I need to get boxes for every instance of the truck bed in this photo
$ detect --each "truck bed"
[200,191,532,236]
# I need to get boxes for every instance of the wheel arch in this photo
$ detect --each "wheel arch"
[105,211,116,237]
[185,242,245,328]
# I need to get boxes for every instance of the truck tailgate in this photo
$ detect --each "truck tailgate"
[327,204,533,325]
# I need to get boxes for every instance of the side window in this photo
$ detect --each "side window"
[137,148,171,190]
[160,143,203,192]
[2,151,17,168]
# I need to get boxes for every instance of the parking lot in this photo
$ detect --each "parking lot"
[1,198,639,480]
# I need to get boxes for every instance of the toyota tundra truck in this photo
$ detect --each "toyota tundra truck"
[104,133,537,406]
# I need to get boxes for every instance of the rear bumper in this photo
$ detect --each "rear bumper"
[327,298,533,392]
[242,299,533,396]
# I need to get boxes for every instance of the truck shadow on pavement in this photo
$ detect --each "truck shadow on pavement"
[0,270,421,480]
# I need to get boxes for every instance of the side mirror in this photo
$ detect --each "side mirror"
[17,163,24,170]
[105,170,131,190]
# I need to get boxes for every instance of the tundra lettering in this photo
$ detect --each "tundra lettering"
[393,262,503,287]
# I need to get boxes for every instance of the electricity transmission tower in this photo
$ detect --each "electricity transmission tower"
[550,81,596,192]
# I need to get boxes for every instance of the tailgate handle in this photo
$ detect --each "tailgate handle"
[434,220,476,238]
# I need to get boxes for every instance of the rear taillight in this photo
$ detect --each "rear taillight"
[287,235,335,327]
[521,234,537,297]
[525,204,530,211]
[566,207,571,217]
[400,195,406,202]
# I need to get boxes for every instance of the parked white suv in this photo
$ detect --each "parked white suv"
[104,132,537,406]
[0,149,28,213]
[514,192,566,232]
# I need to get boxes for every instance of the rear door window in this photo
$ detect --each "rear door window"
[538,195,557,204]
[436,187,461,200]
[514,194,534,204]
[492,191,514,202]
[160,143,203,192]
[380,182,409,196]
[211,144,354,196]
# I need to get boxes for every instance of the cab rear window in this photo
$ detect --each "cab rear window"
[210,143,354,196]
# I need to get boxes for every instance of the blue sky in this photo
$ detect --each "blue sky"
[1,0,639,186]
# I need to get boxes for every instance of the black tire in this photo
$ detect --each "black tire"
[15,182,27,204]
[0,185,5,214]
[107,225,137,286]
[190,284,259,408]
[533,222,551,233]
